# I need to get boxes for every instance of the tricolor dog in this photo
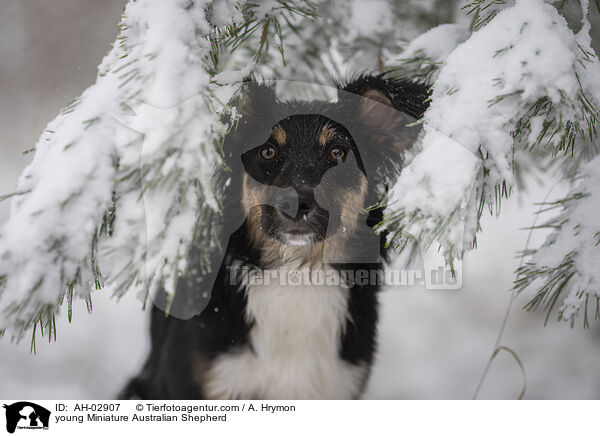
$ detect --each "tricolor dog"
[121,74,429,399]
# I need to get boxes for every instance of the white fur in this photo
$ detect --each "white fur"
[204,265,366,399]
[280,232,315,246]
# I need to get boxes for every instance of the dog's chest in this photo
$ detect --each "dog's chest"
[204,268,366,399]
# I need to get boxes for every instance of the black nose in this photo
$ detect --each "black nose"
[276,186,315,220]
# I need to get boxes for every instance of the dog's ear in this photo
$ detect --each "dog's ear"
[337,75,430,187]
[340,74,430,151]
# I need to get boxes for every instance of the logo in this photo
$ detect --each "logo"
[3,402,50,433]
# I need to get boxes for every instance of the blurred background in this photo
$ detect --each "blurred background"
[0,1,599,399]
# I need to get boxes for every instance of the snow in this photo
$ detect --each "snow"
[390,127,481,230]
[0,0,446,337]
[384,0,600,264]
[210,0,244,26]
[0,0,253,336]
[391,23,470,77]
[254,0,278,19]
[521,154,600,321]
[348,0,393,38]
[213,65,255,85]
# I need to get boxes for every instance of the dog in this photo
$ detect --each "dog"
[120,74,429,399]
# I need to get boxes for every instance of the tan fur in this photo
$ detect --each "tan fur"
[338,173,368,233]
[241,171,369,268]
[241,173,268,248]
[272,125,286,146]
[241,173,259,216]
[322,173,369,263]
[319,124,336,147]
[362,88,392,107]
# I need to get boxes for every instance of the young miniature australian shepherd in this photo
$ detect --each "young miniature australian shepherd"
[121,74,429,400]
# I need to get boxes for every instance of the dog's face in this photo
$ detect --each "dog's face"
[222,76,428,261]
[241,115,368,247]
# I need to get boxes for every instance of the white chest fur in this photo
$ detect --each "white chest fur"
[204,267,366,399]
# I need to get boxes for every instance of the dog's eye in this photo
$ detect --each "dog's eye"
[260,145,277,160]
[330,147,345,160]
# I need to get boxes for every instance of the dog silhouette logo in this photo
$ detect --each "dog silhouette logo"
[3,402,50,433]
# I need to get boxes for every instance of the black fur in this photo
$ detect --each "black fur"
[120,74,430,399]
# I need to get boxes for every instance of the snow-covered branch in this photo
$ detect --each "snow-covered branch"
[1,0,599,342]
[381,0,600,276]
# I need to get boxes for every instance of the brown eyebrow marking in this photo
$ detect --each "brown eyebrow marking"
[319,124,336,147]
[272,125,286,146]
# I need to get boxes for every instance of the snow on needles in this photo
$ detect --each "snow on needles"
[0,0,247,338]
[383,0,600,268]
[0,0,434,339]
[515,154,600,323]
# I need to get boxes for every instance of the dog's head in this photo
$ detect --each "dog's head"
[240,113,365,247]
[222,75,428,264]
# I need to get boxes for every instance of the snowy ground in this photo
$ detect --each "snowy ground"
[365,185,600,399]
[1,0,599,400]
